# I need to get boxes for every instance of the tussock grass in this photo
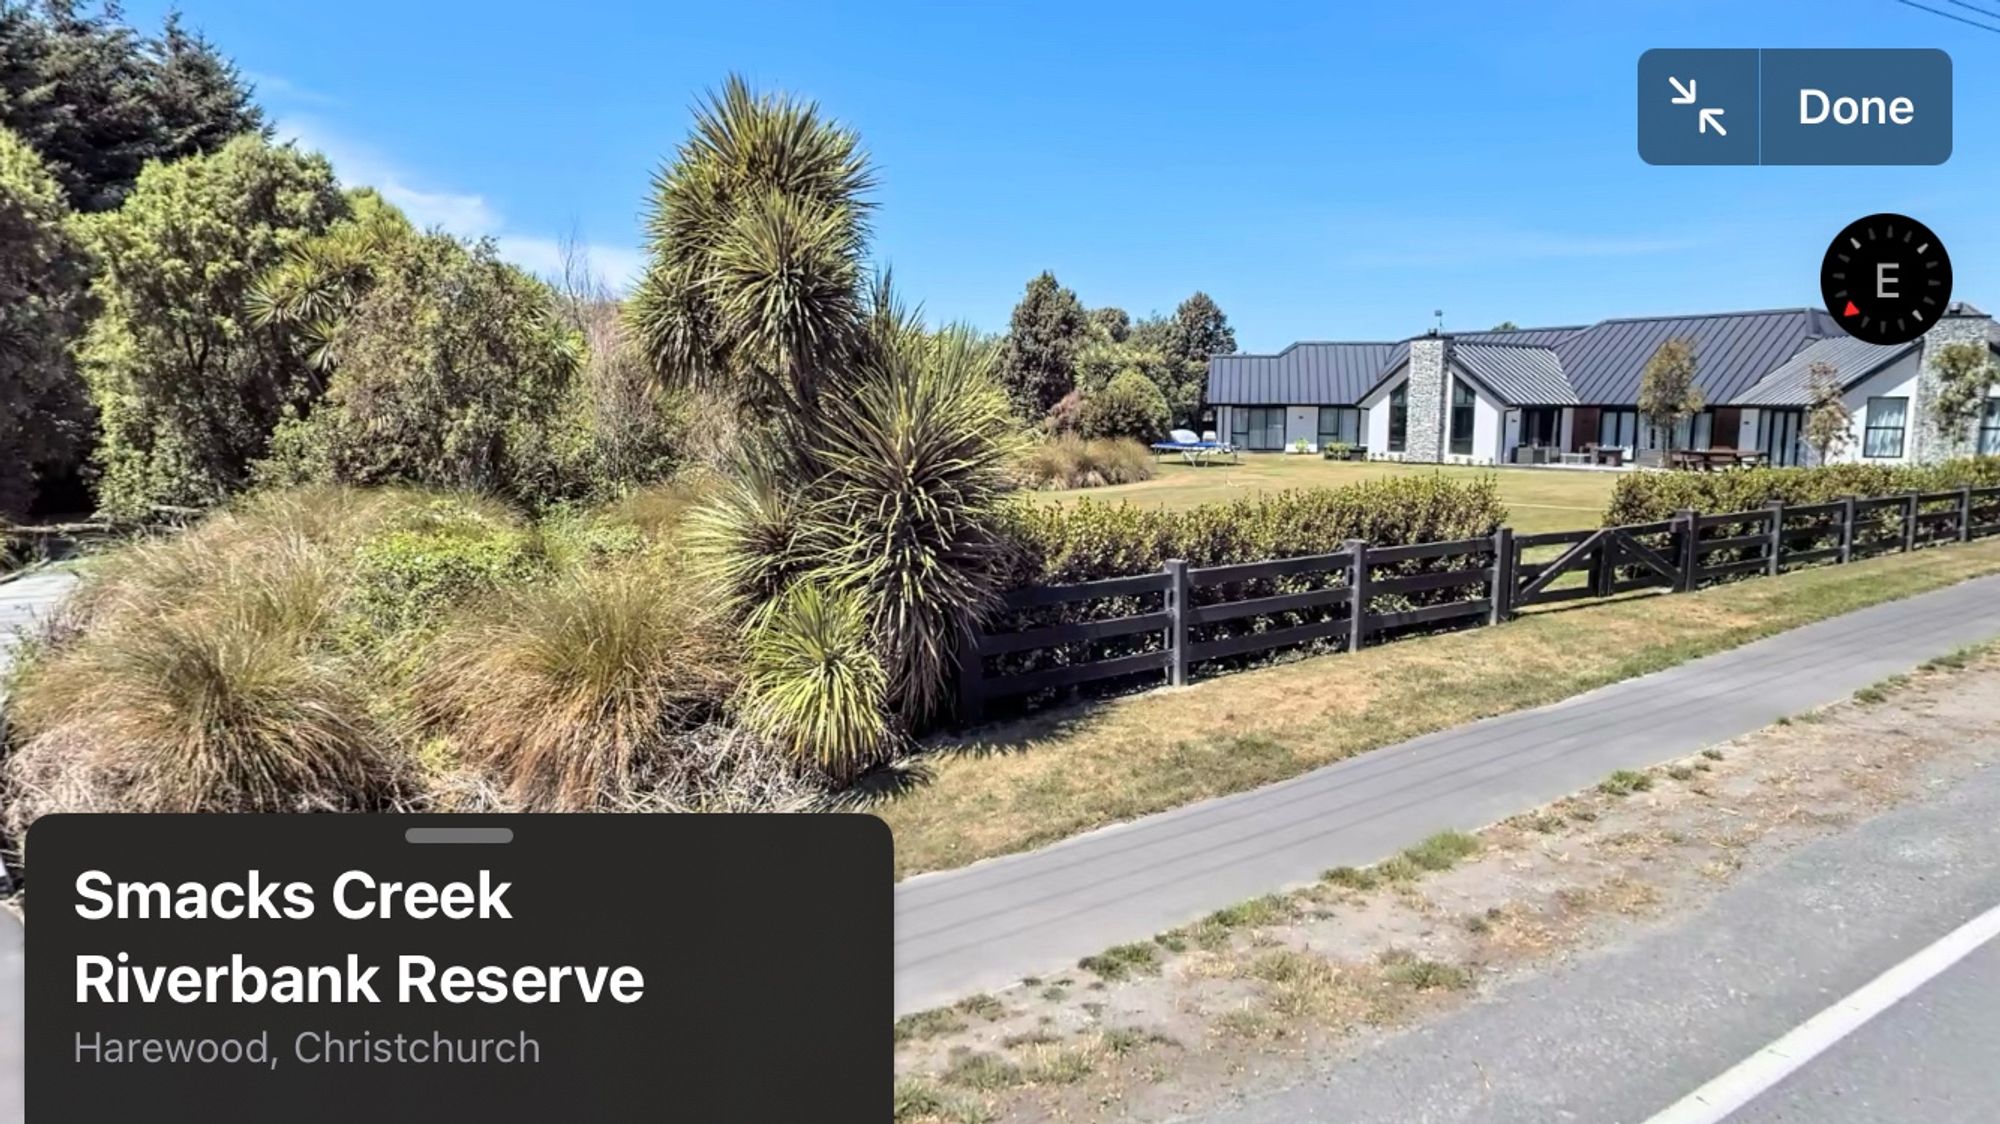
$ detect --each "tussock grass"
[1016,436,1155,491]
[416,561,737,810]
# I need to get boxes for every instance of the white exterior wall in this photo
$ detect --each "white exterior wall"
[1284,406,1317,451]
[1824,351,1922,465]
[1558,407,1576,452]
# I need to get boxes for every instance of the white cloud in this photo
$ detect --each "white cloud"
[496,236,648,291]
[275,114,641,291]
[244,72,341,108]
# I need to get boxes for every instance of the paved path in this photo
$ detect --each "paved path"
[895,572,2000,1014]
[1192,723,2000,1124]
[0,569,77,671]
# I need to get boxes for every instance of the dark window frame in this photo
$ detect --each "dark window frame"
[1388,385,1408,453]
[1864,396,1908,459]
[1317,406,1360,449]
[1448,379,1475,457]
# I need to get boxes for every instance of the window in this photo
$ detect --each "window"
[1233,406,1284,451]
[1982,400,2000,456]
[1761,409,1803,466]
[1388,386,1408,452]
[1317,406,1360,449]
[1448,380,1475,457]
[1520,407,1560,448]
[1864,396,1907,458]
[1597,408,1638,449]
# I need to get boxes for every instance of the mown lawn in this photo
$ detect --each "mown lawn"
[1045,456,1618,535]
[876,538,2000,878]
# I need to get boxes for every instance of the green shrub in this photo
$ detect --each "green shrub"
[1603,457,2000,525]
[740,583,890,780]
[0,126,92,519]
[346,507,548,640]
[1017,436,1156,490]
[257,233,590,509]
[1079,371,1170,442]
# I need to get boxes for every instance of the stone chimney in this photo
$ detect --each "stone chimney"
[1910,303,1994,463]
[1403,331,1449,463]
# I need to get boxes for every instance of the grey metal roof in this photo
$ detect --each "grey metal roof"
[1734,336,1915,406]
[1555,308,1841,405]
[1208,306,1993,409]
[1450,343,1577,406]
[1206,341,1402,406]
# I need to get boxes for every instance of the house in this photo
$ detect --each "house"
[1207,303,2000,466]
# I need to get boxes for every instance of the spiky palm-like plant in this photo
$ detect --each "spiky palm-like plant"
[741,582,889,780]
[805,324,1025,725]
[687,459,813,630]
[628,74,875,413]
[247,189,414,374]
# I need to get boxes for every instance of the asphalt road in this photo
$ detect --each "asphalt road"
[1190,736,2000,1124]
[897,571,2000,1014]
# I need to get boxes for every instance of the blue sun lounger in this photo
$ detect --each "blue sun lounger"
[1149,429,1239,465]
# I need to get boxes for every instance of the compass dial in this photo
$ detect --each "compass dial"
[1820,213,1952,346]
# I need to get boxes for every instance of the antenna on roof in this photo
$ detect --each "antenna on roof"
[1433,309,1445,334]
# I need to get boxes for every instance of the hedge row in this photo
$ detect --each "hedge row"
[1604,458,2000,526]
[978,475,1508,707]
[999,474,1506,586]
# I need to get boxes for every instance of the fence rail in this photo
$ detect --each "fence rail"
[956,484,2000,723]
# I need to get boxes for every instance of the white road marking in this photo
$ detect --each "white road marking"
[1640,900,2000,1124]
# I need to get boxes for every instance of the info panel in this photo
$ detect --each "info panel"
[26,814,891,1122]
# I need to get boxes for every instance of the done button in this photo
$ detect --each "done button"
[1761,48,1951,165]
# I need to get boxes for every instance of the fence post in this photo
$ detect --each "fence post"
[1676,508,1700,592]
[1345,538,1369,652]
[1592,529,1617,598]
[1765,499,1785,577]
[1838,494,1857,564]
[955,625,984,727]
[1902,491,1919,553]
[1488,525,1514,625]
[1959,484,1974,544]
[1164,559,1190,688]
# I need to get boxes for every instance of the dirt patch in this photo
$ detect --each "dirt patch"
[893,649,2000,1123]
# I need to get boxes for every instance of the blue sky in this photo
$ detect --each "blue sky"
[128,0,1999,351]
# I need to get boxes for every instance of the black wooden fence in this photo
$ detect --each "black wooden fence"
[956,484,2000,723]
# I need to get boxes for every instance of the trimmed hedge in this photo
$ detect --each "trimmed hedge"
[1000,474,1506,586]
[1604,458,2000,526]
[980,475,1508,705]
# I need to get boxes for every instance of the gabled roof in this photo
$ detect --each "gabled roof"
[1206,341,1403,407]
[1451,343,1577,406]
[1552,308,1841,404]
[1208,305,1994,411]
[1733,335,1916,407]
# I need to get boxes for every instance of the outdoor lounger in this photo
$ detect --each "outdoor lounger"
[1150,428,1239,464]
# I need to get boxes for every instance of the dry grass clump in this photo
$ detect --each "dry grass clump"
[414,560,740,810]
[5,546,409,830]
[1017,435,1155,491]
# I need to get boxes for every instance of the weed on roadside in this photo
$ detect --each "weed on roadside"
[1078,942,1160,981]
[1321,865,1378,890]
[1598,769,1653,796]
[896,1007,969,1044]
[1402,830,1481,871]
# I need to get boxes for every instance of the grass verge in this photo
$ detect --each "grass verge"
[878,539,2000,878]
